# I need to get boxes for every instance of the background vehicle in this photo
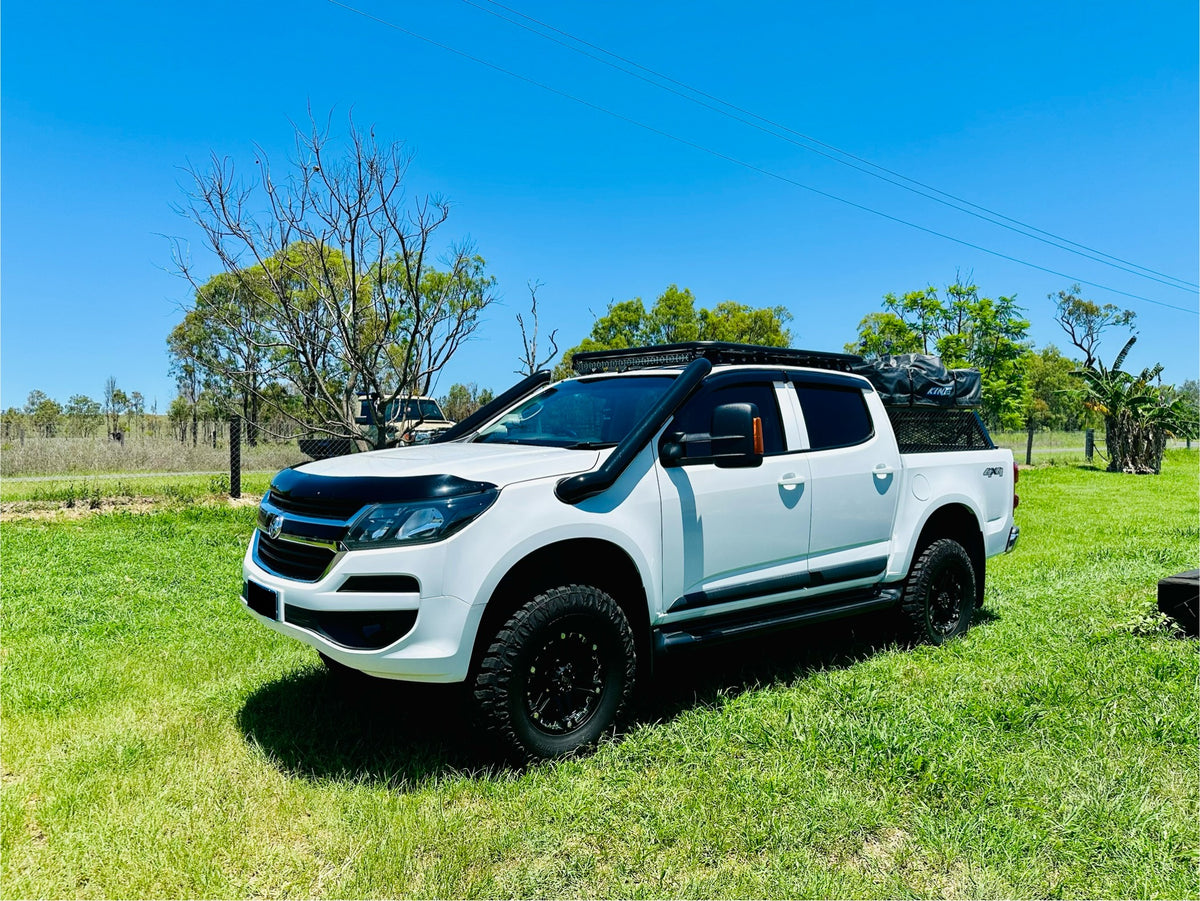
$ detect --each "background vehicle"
[242,343,1018,761]
[355,394,456,445]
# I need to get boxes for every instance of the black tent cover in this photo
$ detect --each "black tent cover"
[853,354,982,408]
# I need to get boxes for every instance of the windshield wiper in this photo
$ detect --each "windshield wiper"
[564,441,618,450]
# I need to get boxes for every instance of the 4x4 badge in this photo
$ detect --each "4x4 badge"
[982,466,1005,478]
[267,514,284,539]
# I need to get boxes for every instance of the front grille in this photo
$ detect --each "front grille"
[255,533,337,582]
[284,605,418,650]
[267,489,368,521]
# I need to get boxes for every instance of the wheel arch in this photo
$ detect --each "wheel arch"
[911,503,986,604]
[471,538,652,677]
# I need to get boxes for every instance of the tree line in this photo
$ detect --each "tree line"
[19,115,1189,474]
[2,378,155,442]
[843,276,1196,471]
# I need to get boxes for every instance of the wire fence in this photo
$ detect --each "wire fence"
[228,415,358,498]
[224,417,1194,498]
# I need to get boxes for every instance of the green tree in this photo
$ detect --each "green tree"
[1078,337,1198,473]
[439,383,495,422]
[1051,285,1136,369]
[64,394,103,437]
[1022,345,1085,432]
[23,390,49,415]
[175,114,497,450]
[1,407,25,440]
[31,398,63,438]
[880,287,943,353]
[1175,379,1199,411]
[167,395,192,443]
[556,286,792,377]
[644,285,700,344]
[843,312,922,358]
[848,277,1032,429]
[697,301,792,346]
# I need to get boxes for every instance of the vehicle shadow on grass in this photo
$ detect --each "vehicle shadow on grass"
[237,666,489,787]
[239,606,1000,786]
[642,613,898,720]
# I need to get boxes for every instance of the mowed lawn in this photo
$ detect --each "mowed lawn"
[2,452,1197,899]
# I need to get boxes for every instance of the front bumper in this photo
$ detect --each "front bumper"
[240,542,483,683]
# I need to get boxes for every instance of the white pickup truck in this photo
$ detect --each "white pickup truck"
[241,343,1018,760]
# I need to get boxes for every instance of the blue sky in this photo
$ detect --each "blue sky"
[3,0,1197,411]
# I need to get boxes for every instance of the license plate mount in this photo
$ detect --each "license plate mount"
[245,581,279,620]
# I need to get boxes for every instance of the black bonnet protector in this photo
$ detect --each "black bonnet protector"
[271,466,496,507]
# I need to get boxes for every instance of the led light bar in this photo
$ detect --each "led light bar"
[571,341,863,375]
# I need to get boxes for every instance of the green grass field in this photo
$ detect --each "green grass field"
[0,472,274,505]
[2,452,1197,898]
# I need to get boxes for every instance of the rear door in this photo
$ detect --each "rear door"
[791,376,902,590]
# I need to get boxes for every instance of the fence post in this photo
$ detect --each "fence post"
[1025,423,1035,466]
[230,413,242,499]
[1085,428,1095,463]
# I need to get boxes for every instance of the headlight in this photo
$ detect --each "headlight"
[343,489,498,549]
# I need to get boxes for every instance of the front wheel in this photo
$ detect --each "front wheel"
[472,585,636,762]
[901,538,977,644]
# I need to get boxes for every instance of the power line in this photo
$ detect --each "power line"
[464,0,1199,293]
[325,0,1199,317]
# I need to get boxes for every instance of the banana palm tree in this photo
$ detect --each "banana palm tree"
[1078,337,1198,473]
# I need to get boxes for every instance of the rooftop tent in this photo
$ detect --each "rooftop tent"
[853,354,982,408]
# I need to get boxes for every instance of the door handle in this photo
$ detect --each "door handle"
[778,473,805,488]
[873,464,896,478]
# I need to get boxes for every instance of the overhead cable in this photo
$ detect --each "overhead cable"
[325,0,1199,316]
[464,0,1198,293]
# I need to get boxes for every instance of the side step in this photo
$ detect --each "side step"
[654,587,902,653]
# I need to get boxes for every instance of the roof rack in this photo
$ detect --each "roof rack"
[571,341,863,375]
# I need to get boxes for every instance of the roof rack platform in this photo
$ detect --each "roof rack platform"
[571,341,863,375]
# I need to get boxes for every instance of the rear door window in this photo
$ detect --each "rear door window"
[794,383,873,450]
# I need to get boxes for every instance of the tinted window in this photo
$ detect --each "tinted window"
[665,381,785,459]
[386,399,446,421]
[795,384,873,449]
[475,376,674,448]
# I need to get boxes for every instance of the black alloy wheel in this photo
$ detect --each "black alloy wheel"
[473,585,637,762]
[901,538,977,644]
[522,626,606,734]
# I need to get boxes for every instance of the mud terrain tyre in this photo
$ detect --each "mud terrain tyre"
[902,538,977,644]
[473,585,636,762]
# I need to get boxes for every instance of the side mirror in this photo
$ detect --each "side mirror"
[711,403,764,468]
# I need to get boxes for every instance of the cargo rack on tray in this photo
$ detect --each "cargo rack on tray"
[571,341,862,375]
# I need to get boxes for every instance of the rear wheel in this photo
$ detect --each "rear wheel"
[472,584,636,762]
[902,538,977,644]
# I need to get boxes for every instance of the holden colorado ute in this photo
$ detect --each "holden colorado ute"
[241,343,1019,760]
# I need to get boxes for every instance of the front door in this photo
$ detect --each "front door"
[656,377,812,622]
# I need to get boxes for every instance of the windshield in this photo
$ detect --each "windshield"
[475,375,675,448]
[385,399,446,422]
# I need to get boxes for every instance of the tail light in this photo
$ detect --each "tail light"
[1013,462,1020,509]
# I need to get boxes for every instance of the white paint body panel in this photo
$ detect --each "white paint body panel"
[241,365,1016,683]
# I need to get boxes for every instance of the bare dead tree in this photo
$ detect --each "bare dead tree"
[515,280,559,376]
[171,111,496,449]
